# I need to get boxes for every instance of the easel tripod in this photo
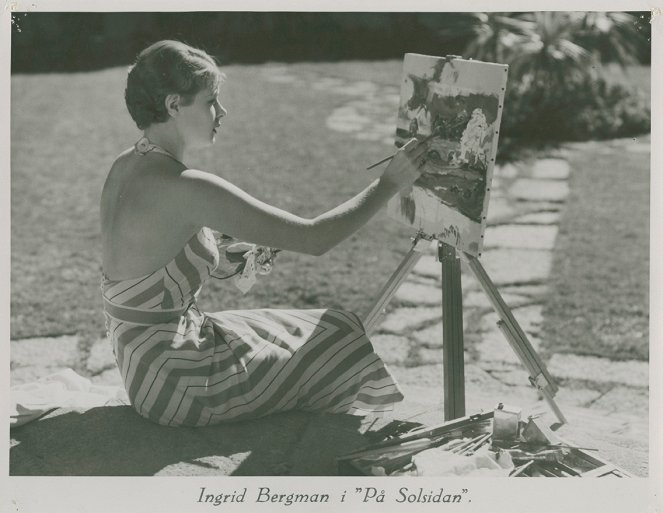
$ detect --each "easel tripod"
[363,231,567,425]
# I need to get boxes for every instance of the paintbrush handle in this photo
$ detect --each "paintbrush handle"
[509,459,534,477]
[546,444,598,451]
[366,153,395,170]
[365,131,438,170]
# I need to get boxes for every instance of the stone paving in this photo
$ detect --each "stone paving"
[9,66,650,476]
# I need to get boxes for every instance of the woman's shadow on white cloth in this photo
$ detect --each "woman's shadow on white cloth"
[10,405,367,476]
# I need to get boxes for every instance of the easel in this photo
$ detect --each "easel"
[363,231,567,425]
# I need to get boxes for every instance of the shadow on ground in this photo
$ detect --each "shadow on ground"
[9,406,367,476]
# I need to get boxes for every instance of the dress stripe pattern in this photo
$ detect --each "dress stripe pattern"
[102,227,404,427]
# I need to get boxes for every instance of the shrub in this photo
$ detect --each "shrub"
[501,73,650,142]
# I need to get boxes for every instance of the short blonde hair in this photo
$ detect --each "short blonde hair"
[125,40,225,129]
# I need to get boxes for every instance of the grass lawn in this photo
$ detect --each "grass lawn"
[540,64,650,362]
[541,138,649,361]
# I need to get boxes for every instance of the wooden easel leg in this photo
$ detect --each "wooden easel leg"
[463,252,567,425]
[439,242,465,420]
[363,236,432,335]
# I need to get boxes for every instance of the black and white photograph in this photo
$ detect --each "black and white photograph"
[3,2,661,512]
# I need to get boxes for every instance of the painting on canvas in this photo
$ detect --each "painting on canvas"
[387,53,508,256]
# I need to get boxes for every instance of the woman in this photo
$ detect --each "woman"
[101,40,428,427]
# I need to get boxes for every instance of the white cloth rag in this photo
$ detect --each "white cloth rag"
[414,444,514,477]
[10,368,129,428]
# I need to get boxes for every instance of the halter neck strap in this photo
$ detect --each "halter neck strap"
[134,137,184,165]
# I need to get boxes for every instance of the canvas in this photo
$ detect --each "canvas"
[387,53,508,256]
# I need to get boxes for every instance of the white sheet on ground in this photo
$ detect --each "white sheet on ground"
[10,368,129,428]
[414,445,514,477]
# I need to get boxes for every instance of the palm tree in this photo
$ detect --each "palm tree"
[507,12,596,90]
[456,12,534,63]
[456,11,643,87]
[572,12,642,67]
[434,11,648,144]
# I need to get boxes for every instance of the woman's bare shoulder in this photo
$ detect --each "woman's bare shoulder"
[110,149,185,178]
[103,150,188,208]
[102,149,193,224]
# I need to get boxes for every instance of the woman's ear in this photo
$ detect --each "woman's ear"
[164,94,181,117]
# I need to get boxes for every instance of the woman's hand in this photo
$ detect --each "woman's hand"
[379,138,429,192]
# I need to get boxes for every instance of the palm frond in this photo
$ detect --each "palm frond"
[574,12,642,66]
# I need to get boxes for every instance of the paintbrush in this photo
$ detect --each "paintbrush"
[544,443,598,451]
[520,442,598,452]
[461,432,492,455]
[365,129,439,170]
[509,460,534,477]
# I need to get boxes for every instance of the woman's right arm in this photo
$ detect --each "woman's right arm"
[174,139,428,256]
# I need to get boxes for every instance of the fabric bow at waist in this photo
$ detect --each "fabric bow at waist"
[102,296,196,325]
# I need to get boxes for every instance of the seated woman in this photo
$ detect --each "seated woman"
[100,40,428,427]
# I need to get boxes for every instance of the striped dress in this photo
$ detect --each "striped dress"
[101,227,404,427]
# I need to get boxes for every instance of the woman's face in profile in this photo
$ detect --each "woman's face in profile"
[176,85,227,148]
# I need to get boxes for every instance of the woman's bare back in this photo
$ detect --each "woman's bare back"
[100,150,200,280]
